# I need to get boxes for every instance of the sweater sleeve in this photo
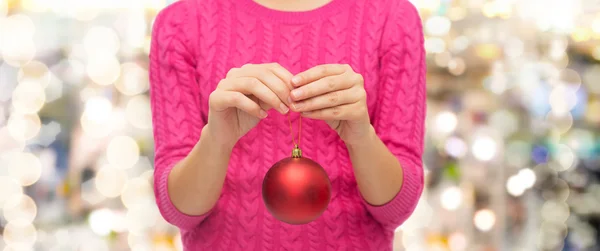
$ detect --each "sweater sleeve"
[149,0,211,230]
[361,0,426,231]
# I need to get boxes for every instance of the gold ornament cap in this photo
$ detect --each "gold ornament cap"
[292,144,302,158]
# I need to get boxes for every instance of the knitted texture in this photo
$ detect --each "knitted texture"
[149,0,426,250]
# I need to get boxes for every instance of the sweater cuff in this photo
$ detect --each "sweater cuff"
[361,157,423,230]
[156,161,213,230]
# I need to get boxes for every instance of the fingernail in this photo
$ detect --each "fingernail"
[291,89,303,99]
[279,103,289,114]
[292,102,303,110]
[291,76,301,86]
[287,96,293,104]
[260,110,268,118]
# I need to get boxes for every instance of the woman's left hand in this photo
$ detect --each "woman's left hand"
[289,64,373,145]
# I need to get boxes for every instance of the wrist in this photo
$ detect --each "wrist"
[345,124,377,150]
[202,124,236,152]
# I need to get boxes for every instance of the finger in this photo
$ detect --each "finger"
[209,90,268,118]
[300,102,363,121]
[291,64,348,87]
[248,67,293,108]
[219,77,288,114]
[265,63,294,90]
[290,75,353,102]
[290,87,364,112]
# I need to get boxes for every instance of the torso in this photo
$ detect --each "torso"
[184,0,395,249]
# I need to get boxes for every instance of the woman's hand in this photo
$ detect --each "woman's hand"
[289,64,372,145]
[207,63,293,148]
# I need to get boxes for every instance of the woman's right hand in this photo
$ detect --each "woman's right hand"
[206,63,293,148]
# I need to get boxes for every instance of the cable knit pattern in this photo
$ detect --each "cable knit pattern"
[149,0,426,250]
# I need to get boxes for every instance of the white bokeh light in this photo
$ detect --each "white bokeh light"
[518,168,537,189]
[115,63,149,96]
[3,220,37,250]
[426,16,451,36]
[435,111,458,134]
[445,136,467,158]
[3,194,37,224]
[5,151,42,186]
[11,79,46,114]
[441,186,463,211]
[83,26,120,56]
[448,232,467,251]
[95,165,128,198]
[7,113,41,141]
[0,177,23,208]
[126,95,152,129]
[106,136,140,169]
[474,209,496,232]
[88,208,115,236]
[471,136,497,161]
[507,175,525,197]
[121,177,154,209]
[86,54,121,86]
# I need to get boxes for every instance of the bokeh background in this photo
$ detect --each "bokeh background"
[0,0,599,250]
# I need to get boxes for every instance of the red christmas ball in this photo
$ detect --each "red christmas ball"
[262,147,331,225]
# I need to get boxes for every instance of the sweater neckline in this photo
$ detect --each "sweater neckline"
[236,0,351,24]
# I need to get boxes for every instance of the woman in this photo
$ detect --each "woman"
[149,0,425,250]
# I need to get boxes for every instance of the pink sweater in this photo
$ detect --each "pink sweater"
[149,0,426,250]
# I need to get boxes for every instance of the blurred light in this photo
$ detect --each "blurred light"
[472,136,497,161]
[542,178,570,202]
[81,97,112,136]
[476,44,501,60]
[115,63,149,96]
[473,209,496,232]
[20,0,49,12]
[3,194,37,224]
[425,16,451,36]
[95,165,128,198]
[126,95,152,130]
[126,205,159,235]
[0,177,23,208]
[121,177,154,209]
[549,85,577,116]
[0,0,7,17]
[507,175,525,197]
[545,112,573,134]
[448,232,467,251]
[412,0,440,12]
[549,38,568,61]
[18,61,50,87]
[560,69,582,89]
[44,74,64,102]
[110,211,128,233]
[542,200,570,224]
[593,46,600,61]
[571,28,592,42]
[504,38,524,59]
[505,141,532,167]
[583,65,600,94]
[0,15,36,66]
[52,59,86,85]
[434,111,457,134]
[552,144,576,172]
[537,222,567,250]
[448,58,466,76]
[434,52,452,67]
[143,36,152,55]
[11,79,46,114]
[445,136,467,158]
[128,233,151,250]
[83,26,120,56]
[174,232,183,251]
[2,220,37,250]
[5,151,42,186]
[107,136,140,169]
[7,113,41,141]
[451,36,470,53]
[585,99,600,123]
[448,7,467,21]
[489,110,518,138]
[86,54,121,86]
[88,208,114,236]
[425,37,446,54]
[564,129,595,158]
[440,186,462,211]
[518,168,537,189]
